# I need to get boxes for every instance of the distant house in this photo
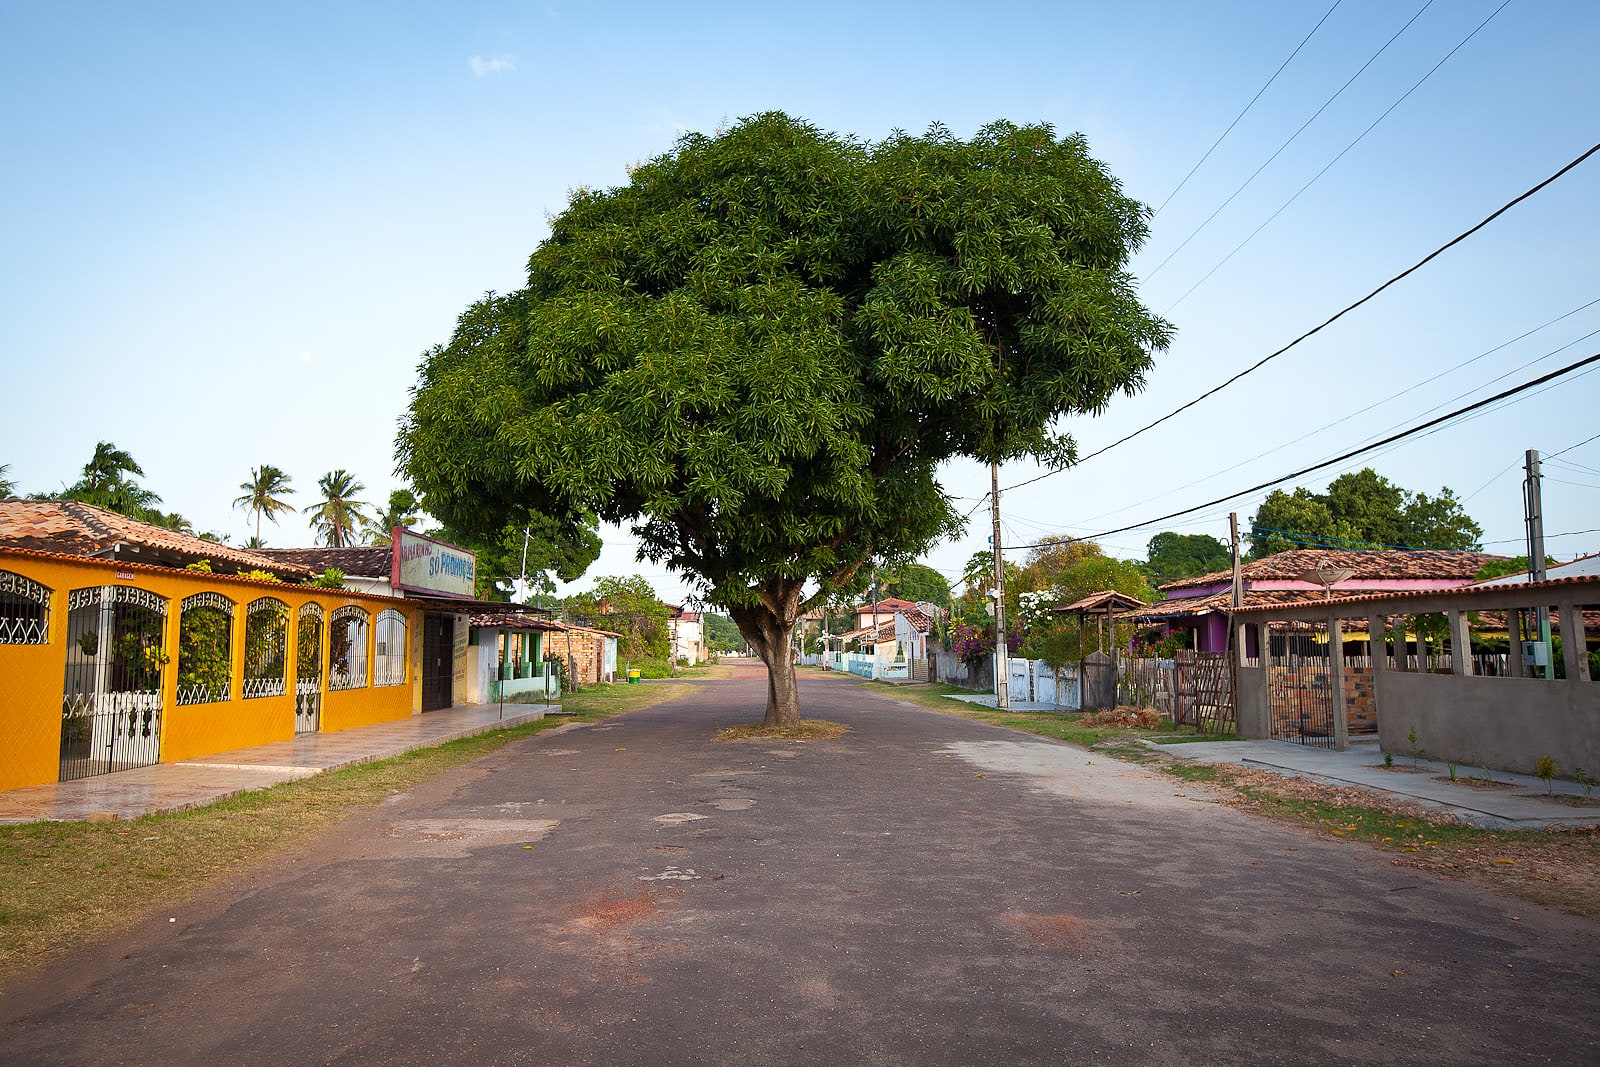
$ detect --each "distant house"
[832,600,937,678]
[666,605,704,664]
[1128,549,1503,653]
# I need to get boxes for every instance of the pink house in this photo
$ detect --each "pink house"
[1129,549,1503,654]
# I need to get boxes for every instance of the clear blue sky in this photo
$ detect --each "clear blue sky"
[3,1,1596,604]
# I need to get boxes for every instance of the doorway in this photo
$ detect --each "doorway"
[422,613,454,711]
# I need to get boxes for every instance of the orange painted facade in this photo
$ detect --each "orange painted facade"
[0,548,418,792]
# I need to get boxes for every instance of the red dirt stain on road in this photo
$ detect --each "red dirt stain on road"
[569,887,681,932]
[999,911,1091,951]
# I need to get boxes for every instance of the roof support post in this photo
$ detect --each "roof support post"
[1328,614,1349,752]
[1506,606,1525,679]
[1449,608,1473,676]
[1557,599,1588,683]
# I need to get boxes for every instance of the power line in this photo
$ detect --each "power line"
[1147,0,1429,278]
[1547,430,1600,462]
[1163,0,1513,313]
[1482,528,1600,546]
[1003,137,1600,494]
[1057,298,1600,528]
[1002,350,1600,551]
[1153,0,1343,217]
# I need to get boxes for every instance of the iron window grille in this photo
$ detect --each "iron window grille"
[373,608,407,687]
[177,592,234,706]
[242,597,289,699]
[328,605,369,690]
[0,569,50,645]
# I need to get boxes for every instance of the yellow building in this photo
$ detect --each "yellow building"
[0,501,419,792]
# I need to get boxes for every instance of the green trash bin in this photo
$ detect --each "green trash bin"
[627,668,641,684]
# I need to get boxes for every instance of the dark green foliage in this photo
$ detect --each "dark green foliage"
[882,563,952,608]
[1249,468,1482,557]
[1473,556,1556,581]
[178,608,231,698]
[1141,531,1231,587]
[563,575,670,660]
[399,113,1169,721]
[703,613,744,653]
[429,512,602,601]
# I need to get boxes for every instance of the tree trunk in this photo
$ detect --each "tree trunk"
[729,603,802,728]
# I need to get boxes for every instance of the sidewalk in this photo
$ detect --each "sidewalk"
[1154,736,1600,830]
[0,703,556,824]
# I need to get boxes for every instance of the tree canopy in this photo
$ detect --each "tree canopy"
[1141,531,1231,587]
[881,563,952,608]
[563,574,671,661]
[1248,468,1482,558]
[399,113,1170,724]
[304,470,372,548]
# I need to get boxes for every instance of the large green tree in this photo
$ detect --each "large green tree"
[430,511,603,600]
[400,114,1169,725]
[881,563,952,608]
[563,575,671,660]
[1249,468,1483,557]
[1141,531,1231,587]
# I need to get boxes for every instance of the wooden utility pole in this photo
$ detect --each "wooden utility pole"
[1524,449,1552,676]
[992,462,1010,710]
[1230,512,1243,610]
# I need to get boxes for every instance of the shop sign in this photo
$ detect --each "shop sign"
[391,529,477,599]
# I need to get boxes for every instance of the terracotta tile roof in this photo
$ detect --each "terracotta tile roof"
[1161,548,1504,592]
[0,499,312,577]
[1124,589,1338,621]
[1229,572,1600,614]
[0,544,402,600]
[256,545,393,578]
[1053,589,1149,615]
[852,597,923,615]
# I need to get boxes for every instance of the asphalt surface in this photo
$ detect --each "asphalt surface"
[3,666,1596,1065]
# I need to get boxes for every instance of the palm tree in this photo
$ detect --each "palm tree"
[364,489,423,547]
[304,471,372,548]
[80,441,144,493]
[0,464,15,498]
[232,465,296,545]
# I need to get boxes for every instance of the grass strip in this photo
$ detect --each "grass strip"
[0,680,694,985]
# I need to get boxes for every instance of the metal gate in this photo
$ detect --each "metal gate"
[1175,651,1236,734]
[1268,625,1335,747]
[295,604,323,734]
[421,613,453,711]
[60,585,168,780]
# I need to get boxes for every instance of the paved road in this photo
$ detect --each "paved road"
[3,668,1595,1065]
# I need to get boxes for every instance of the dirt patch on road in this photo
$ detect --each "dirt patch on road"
[999,912,1093,953]
[570,887,679,931]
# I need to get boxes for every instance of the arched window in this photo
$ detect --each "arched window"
[0,569,50,645]
[328,606,369,690]
[242,598,289,699]
[374,609,407,687]
[295,603,324,734]
[177,592,234,705]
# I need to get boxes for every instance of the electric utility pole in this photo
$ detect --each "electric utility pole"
[1524,449,1552,677]
[992,462,1010,710]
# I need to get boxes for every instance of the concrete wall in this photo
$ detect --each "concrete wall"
[1377,671,1600,776]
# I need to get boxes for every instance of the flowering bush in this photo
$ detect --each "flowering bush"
[949,622,990,667]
